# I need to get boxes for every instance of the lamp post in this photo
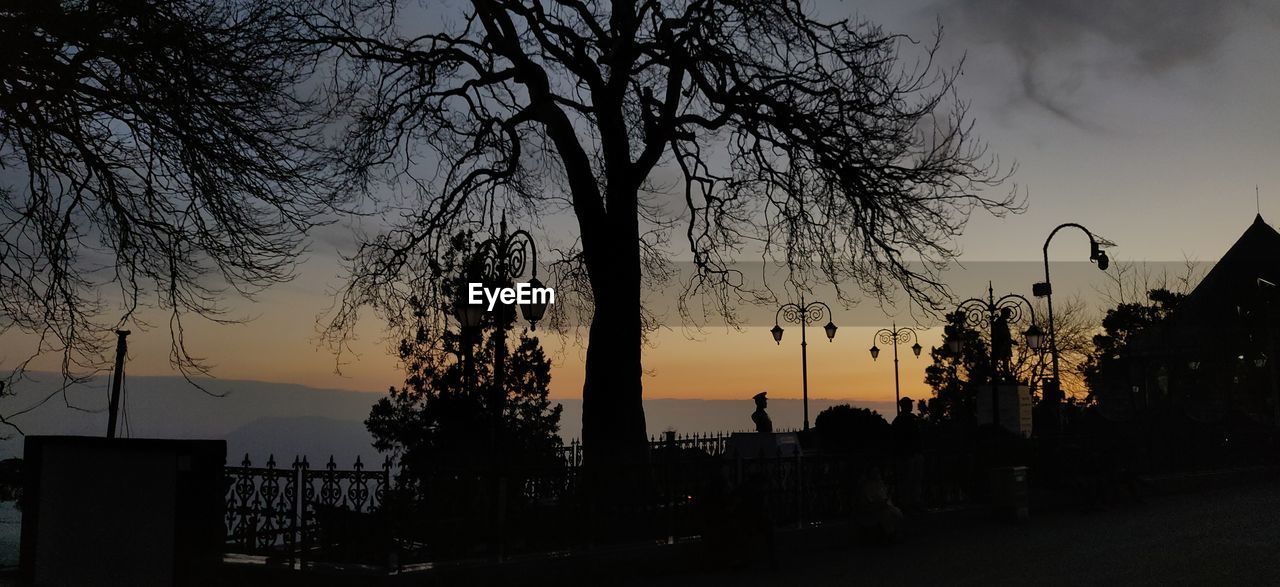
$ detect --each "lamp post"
[771,295,837,431]
[953,282,1045,428]
[1035,223,1113,398]
[460,215,546,420]
[453,298,485,389]
[454,217,544,556]
[869,324,922,413]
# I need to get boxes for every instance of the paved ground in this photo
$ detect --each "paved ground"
[639,481,1280,586]
[26,480,1269,586]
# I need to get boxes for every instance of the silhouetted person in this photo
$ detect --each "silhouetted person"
[752,391,773,434]
[892,397,924,512]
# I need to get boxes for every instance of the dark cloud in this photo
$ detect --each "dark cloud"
[931,0,1275,127]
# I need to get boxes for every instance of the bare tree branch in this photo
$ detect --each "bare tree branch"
[0,0,345,412]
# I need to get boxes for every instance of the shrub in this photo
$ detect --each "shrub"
[814,404,890,456]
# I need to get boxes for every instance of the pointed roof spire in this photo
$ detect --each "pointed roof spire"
[1175,213,1280,323]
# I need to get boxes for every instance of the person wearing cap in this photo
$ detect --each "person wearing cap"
[751,391,773,434]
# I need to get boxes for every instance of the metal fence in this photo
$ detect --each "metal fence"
[224,454,391,556]
[556,430,801,468]
[224,434,972,565]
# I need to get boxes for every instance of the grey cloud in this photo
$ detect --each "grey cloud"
[928,0,1275,127]
[311,221,361,255]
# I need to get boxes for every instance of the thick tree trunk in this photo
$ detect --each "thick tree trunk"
[580,292,648,462]
[579,191,649,473]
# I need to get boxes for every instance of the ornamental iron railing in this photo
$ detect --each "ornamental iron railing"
[224,453,391,556]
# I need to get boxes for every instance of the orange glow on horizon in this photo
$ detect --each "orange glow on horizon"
[627,326,940,403]
[5,318,943,404]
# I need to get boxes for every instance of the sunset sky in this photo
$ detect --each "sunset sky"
[5,0,1280,408]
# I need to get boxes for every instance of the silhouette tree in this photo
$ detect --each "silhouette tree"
[314,0,1019,468]
[1084,259,1205,404]
[367,303,561,553]
[366,232,563,497]
[924,311,990,421]
[814,404,890,456]
[926,299,1091,416]
[367,316,563,489]
[1083,288,1186,403]
[1020,297,1094,400]
[0,0,341,389]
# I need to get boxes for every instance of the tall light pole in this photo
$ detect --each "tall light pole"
[463,215,547,417]
[1034,223,1113,399]
[452,299,484,390]
[771,296,837,431]
[953,283,1045,428]
[869,324,922,413]
[457,216,546,554]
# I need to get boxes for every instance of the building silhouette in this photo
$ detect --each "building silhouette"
[1112,214,1280,469]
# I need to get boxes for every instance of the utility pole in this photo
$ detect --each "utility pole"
[106,330,130,439]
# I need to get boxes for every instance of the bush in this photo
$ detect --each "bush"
[814,404,890,456]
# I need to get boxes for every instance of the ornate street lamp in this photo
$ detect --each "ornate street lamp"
[1024,324,1047,353]
[1034,223,1113,399]
[771,296,836,431]
[451,215,542,530]
[869,324,922,413]
[454,298,485,330]
[520,276,550,326]
[955,282,1044,428]
[465,215,542,418]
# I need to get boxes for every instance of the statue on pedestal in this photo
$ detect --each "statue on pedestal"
[752,391,773,434]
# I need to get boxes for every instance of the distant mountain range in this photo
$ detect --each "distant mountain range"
[0,373,896,464]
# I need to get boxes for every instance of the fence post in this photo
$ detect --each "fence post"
[299,455,311,555]
[381,455,393,503]
[240,454,256,551]
[665,430,676,544]
[289,456,302,563]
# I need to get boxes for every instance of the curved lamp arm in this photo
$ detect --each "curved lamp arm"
[776,300,833,325]
[994,293,1038,326]
[1043,222,1113,281]
[1041,223,1112,390]
[804,300,833,323]
[507,228,539,280]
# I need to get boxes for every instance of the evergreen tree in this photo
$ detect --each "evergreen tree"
[814,404,890,456]
[924,311,992,421]
[1082,288,1185,403]
[365,233,563,498]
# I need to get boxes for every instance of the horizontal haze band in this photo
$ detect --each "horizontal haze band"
[520,261,1207,328]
